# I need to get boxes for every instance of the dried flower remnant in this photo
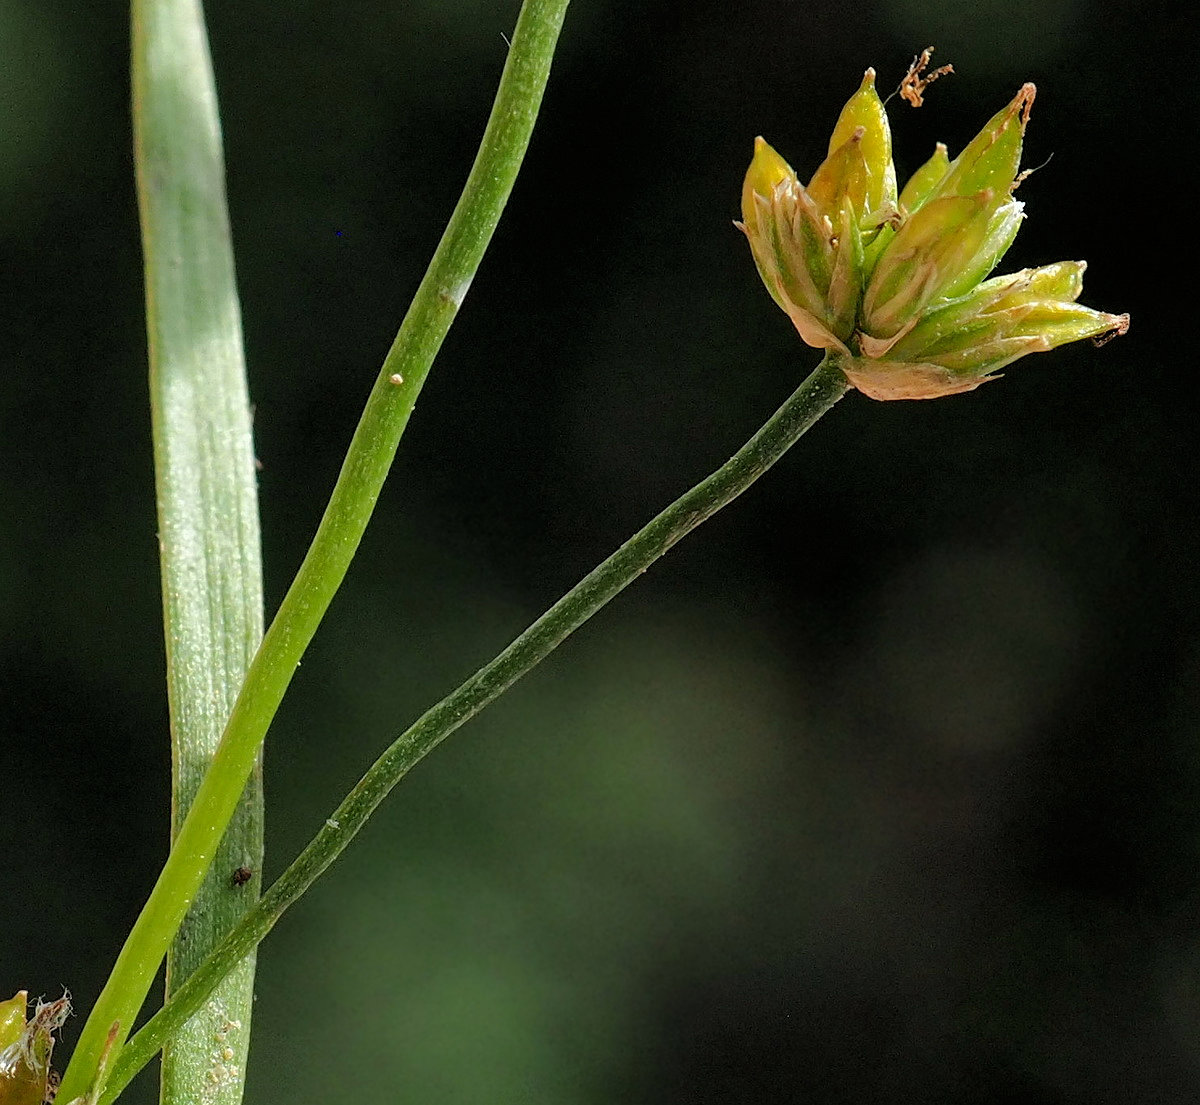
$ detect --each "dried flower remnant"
[0,993,70,1105]
[739,55,1128,399]
[898,47,954,108]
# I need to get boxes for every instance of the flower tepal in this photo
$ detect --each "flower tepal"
[738,67,1128,400]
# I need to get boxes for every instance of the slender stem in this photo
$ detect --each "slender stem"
[128,2,265,1105]
[57,1,571,1100]
[101,356,850,1103]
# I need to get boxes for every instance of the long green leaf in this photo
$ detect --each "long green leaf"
[135,1,262,1104]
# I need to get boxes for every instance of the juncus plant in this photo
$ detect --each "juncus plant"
[5,16,1125,1105]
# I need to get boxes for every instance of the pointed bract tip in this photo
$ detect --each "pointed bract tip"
[745,136,793,192]
[861,68,876,88]
[1094,313,1130,345]
[1013,83,1036,127]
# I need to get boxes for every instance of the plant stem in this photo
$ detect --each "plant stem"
[101,355,850,1103]
[136,1,264,1104]
[57,0,572,1099]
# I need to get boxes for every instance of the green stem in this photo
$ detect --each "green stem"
[101,355,850,1103]
[57,1,572,1099]
[128,2,265,1105]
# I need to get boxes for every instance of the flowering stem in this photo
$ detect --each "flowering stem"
[56,1,571,1100]
[99,354,850,1103]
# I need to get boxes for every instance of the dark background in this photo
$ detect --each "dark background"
[2,0,1195,1101]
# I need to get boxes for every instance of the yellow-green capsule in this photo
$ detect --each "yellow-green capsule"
[888,261,1084,361]
[0,995,25,1053]
[807,129,870,218]
[865,259,1127,392]
[0,993,43,1105]
[740,136,796,238]
[846,283,1127,400]
[992,258,1086,303]
[933,299,1127,372]
[861,191,997,347]
[930,83,1035,201]
[898,143,951,214]
[939,198,1024,300]
[824,68,897,216]
[900,260,1088,359]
